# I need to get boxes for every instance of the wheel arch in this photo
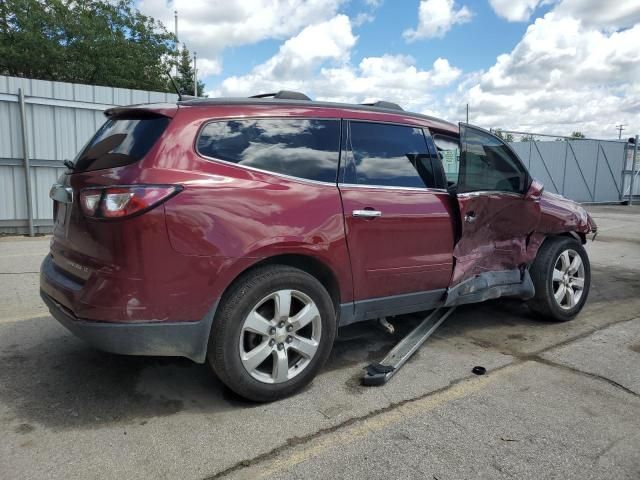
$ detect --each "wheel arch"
[538,231,587,250]
[219,253,343,314]
[527,230,587,265]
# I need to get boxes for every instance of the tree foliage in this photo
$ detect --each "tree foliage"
[494,129,514,142]
[170,44,206,97]
[0,0,177,91]
[570,131,586,139]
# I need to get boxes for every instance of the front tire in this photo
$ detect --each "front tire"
[528,236,591,322]
[208,265,336,402]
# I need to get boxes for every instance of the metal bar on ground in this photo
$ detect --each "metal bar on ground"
[18,88,35,237]
[363,307,456,386]
[630,135,639,206]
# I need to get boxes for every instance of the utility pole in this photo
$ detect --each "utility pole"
[616,124,626,139]
[174,10,179,77]
[630,135,638,206]
[193,51,197,97]
[466,103,469,123]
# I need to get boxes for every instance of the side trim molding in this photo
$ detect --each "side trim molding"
[445,269,534,307]
[338,270,535,327]
[339,289,446,326]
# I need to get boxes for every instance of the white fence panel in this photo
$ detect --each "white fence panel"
[0,75,178,234]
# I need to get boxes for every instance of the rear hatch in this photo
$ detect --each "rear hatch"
[49,108,174,282]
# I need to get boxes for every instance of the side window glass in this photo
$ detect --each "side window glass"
[348,122,434,188]
[197,119,340,183]
[433,135,460,186]
[459,124,528,194]
[424,135,448,189]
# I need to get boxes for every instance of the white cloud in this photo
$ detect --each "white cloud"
[403,0,472,41]
[490,0,640,27]
[554,0,640,30]
[445,12,640,137]
[216,14,357,95]
[488,0,545,22]
[196,58,223,77]
[212,15,461,110]
[138,0,345,78]
[353,12,375,26]
[184,0,640,139]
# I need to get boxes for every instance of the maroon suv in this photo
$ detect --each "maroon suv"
[42,91,597,401]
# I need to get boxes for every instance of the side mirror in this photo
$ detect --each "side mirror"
[525,179,544,200]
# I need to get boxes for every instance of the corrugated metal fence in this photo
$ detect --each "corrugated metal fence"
[508,137,631,203]
[0,74,637,234]
[0,75,177,234]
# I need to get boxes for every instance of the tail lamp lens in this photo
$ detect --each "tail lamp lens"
[79,185,181,219]
[80,191,102,216]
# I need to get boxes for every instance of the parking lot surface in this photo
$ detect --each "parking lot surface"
[1,205,639,480]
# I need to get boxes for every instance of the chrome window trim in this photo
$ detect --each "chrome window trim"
[338,182,448,194]
[342,118,430,129]
[194,117,342,187]
[457,190,524,198]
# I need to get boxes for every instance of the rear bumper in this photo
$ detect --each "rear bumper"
[41,290,216,363]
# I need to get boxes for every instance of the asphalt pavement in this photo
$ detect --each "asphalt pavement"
[0,205,639,480]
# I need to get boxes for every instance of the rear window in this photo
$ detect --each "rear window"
[196,118,340,183]
[73,116,170,172]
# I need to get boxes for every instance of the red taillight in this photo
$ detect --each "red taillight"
[79,185,182,220]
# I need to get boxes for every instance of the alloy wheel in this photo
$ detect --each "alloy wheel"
[552,248,585,310]
[239,289,322,384]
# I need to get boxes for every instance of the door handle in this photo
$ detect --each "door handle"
[465,211,477,223]
[353,209,382,218]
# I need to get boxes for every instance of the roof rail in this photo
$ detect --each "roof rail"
[250,90,311,101]
[360,100,404,111]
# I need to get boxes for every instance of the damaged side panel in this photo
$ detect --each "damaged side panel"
[521,190,597,263]
[448,189,596,301]
[451,192,541,286]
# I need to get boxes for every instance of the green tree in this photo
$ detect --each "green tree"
[520,134,535,142]
[570,131,586,139]
[171,44,206,97]
[494,129,514,142]
[0,0,177,91]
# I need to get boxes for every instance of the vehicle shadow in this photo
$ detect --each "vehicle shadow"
[1,264,635,431]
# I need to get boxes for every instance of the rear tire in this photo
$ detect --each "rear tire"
[208,265,336,402]
[527,236,590,322]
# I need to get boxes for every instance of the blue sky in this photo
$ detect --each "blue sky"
[215,1,540,79]
[138,0,640,137]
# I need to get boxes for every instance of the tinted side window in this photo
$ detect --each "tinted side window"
[460,125,528,194]
[348,122,434,188]
[197,119,340,183]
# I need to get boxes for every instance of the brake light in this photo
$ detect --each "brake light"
[79,185,182,219]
